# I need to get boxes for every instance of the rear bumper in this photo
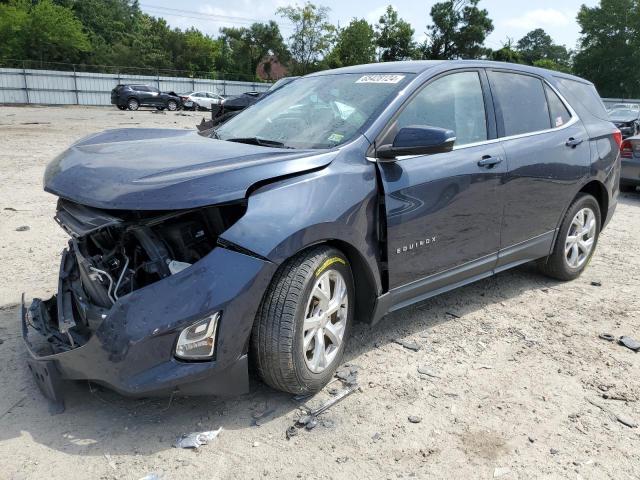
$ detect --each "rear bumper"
[621,158,640,185]
[22,247,276,399]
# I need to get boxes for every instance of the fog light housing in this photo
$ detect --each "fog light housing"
[175,313,220,360]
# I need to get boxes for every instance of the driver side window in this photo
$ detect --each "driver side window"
[395,71,488,147]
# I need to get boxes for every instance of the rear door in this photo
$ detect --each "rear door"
[487,70,590,269]
[376,69,506,291]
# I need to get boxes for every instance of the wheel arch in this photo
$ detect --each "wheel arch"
[322,239,379,324]
[578,180,609,227]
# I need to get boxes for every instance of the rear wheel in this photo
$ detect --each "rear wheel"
[251,246,354,394]
[156,106,165,111]
[539,193,600,281]
[127,98,139,111]
[117,105,127,111]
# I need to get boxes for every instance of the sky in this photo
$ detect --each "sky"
[139,0,600,51]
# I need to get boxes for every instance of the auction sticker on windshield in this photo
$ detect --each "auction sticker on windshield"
[356,74,405,84]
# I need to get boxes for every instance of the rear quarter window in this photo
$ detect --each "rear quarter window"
[488,71,551,136]
[553,77,609,121]
[545,84,572,128]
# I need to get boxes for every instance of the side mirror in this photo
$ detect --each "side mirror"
[377,125,456,160]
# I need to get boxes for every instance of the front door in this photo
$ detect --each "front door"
[376,70,506,291]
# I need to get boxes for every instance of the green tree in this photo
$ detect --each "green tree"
[218,21,289,79]
[533,58,572,73]
[573,0,640,98]
[0,0,90,65]
[326,18,376,67]
[422,0,493,59]
[0,1,29,61]
[489,38,523,63]
[516,28,570,67]
[277,2,334,74]
[375,5,415,61]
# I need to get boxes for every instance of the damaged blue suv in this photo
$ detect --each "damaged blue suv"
[23,61,620,409]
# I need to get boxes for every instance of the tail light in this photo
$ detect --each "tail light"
[613,130,623,148]
[621,139,633,159]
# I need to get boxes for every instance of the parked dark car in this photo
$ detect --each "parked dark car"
[111,84,182,111]
[220,77,299,113]
[24,61,620,410]
[620,135,640,191]
[609,107,640,138]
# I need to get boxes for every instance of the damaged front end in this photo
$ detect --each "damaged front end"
[23,198,274,409]
[29,199,245,354]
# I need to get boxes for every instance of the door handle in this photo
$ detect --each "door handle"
[566,137,584,148]
[477,155,503,168]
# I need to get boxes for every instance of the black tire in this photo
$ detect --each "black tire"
[538,193,601,281]
[127,98,139,111]
[117,105,127,111]
[167,100,178,111]
[251,246,354,394]
[156,106,165,111]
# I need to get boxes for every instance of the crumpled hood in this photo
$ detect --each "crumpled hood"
[44,128,335,210]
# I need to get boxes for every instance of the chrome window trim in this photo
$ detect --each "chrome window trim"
[369,77,581,162]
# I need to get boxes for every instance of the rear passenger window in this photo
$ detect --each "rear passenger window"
[488,72,550,136]
[545,85,571,128]
[394,71,488,146]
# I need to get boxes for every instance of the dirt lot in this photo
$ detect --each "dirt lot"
[0,106,639,480]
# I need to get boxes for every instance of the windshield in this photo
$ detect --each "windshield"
[610,109,637,120]
[215,73,413,149]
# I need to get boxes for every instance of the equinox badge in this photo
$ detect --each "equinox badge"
[396,237,437,254]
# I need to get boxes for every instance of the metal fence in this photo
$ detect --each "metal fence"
[602,98,640,109]
[0,68,271,106]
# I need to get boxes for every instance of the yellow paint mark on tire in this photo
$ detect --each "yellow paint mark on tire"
[315,257,346,277]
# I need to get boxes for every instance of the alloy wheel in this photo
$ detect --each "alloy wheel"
[167,100,178,111]
[565,207,596,269]
[302,270,348,374]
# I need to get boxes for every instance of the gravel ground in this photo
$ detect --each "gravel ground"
[0,106,639,480]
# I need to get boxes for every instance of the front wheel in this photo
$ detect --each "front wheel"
[539,193,601,281]
[251,246,354,394]
[167,100,178,111]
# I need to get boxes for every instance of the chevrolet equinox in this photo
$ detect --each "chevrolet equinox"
[23,61,620,410]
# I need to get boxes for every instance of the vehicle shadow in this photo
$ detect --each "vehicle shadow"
[0,263,571,457]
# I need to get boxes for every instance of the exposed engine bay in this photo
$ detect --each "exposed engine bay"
[28,198,246,354]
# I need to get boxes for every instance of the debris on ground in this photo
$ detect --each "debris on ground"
[618,336,640,352]
[590,281,602,286]
[15,225,30,232]
[3,207,17,212]
[151,110,166,115]
[408,415,422,424]
[173,427,222,449]
[288,384,360,438]
[251,407,276,427]
[493,467,511,478]
[586,398,638,428]
[598,333,615,342]
[550,448,559,455]
[285,426,298,440]
[335,364,359,385]
[445,311,461,318]
[393,338,421,352]
[417,366,441,378]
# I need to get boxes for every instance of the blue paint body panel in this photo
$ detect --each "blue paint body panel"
[24,61,619,400]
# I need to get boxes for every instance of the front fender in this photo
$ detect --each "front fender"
[220,152,383,295]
